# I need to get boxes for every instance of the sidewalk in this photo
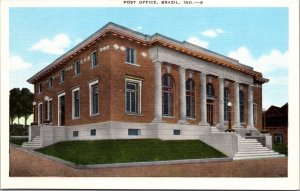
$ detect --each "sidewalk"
[9,145,287,177]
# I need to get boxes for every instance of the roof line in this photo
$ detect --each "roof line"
[27,22,265,83]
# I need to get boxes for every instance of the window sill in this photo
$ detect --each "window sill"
[90,65,99,69]
[59,81,65,85]
[125,112,144,116]
[72,117,80,120]
[73,73,80,77]
[125,62,140,67]
[163,116,175,119]
[187,117,197,120]
[90,113,100,117]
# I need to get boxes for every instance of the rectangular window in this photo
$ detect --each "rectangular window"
[128,129,141,136]
[73,131,79,137]
[125,78,142,114]
[74,60,80,75]
[48,77,53,88]
[173,130,181,135]
[48,100,52,122]
[253,104,257,126]
[274,134,283,144]
[38,102,43,125]
[60,69,65,83]
[91,51,97,68]
[126,47,135,64]
[90,129,96,136]
[38,82,42,93]
[72,87,80,118]
[89,80,99,116]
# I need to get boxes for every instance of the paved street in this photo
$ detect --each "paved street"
[9,145,287,177]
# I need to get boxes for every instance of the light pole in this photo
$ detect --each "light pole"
[225,101,235,132]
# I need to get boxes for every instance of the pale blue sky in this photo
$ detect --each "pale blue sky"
[9,7,288,109]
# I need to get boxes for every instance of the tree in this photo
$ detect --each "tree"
[9,88,21,125]
[9,88,34,125]
[20,88,34,126]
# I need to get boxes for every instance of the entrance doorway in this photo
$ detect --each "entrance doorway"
[207,100,213,126]
[58,93,65,126]
[38,103,43,125]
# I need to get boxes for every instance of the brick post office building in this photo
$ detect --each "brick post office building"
[25,23,282,159]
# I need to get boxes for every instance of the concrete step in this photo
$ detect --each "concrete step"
[21,135,42,149]
[235,150,279,155]
[238,148,270,152]
[233,154,286,160]
[238,139,259,143]
[236,150,276,155]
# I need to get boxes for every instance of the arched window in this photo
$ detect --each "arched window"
[207,83,214,97]
[239,91,245,123]
[224,88,230,121]
[186,79,195,118]
[162,74,174,116]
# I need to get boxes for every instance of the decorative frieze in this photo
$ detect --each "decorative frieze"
[113,44,119,49]
[141,52,147,57]
[120,46,126,51]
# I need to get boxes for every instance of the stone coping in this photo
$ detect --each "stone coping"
[11,144,233,169]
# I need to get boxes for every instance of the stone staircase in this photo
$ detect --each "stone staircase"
[233,135,285,160]
[22,136,42,149]
[210,126,221,133]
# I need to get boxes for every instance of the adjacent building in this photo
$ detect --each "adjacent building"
[263,103,288,145]
[26,23,273,157]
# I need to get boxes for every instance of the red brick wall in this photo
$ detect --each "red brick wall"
[254,84,263,130]
[32,34,265,129]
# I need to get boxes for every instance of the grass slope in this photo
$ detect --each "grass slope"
[36,139,227,165]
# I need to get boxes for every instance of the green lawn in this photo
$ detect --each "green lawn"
[35,139,227,165]
[273,143,288,156]
[10,137,28,146]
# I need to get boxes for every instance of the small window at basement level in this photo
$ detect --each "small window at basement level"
[90,129,96,136]
[128,129,141,136]
[73,131,79,137]
[173,130,181,135]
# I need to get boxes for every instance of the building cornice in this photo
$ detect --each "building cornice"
[27,22,268,84]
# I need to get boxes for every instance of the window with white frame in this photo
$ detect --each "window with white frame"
[74,60,80,75]
[38,102,43,125]
[91,51,97,68]
[47,99,52,122]
[253,103,258,126]
[125,78,142,114]
[239,91,245,123]
[38,82,42,93]
[89,80,99,116]
[186,79,195,118]
[72,87,80,119]
[162,74,174,116]
[224,87,230,121]
[126,47,135,64]
[48,77,53,88]
[60,69,65,83]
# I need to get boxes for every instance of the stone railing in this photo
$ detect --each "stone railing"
[29,125,40,142]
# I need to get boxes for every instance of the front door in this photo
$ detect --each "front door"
[207,100,213,126]
[59,95,65,126]
[38,103,43,125]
